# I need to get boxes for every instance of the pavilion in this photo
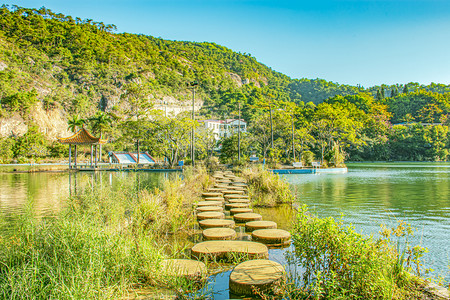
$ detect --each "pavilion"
[57,128,107,169]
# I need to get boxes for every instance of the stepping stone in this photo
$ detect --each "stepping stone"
[197,212,225,221]
[225,203,250,209]
[228,198,250,204]
[228,186,246,191]
[223,190,244,195]
[196,206,224,213]
[207,188,222,192]
[191,241,268,261]
[196,201,223,207]
[202,192,223,198]
[245,221,277,232]
[232,182,248,187]
[202,228,237,240]
[214,184,230,188]
[229,259,284,296]
[199,219,235,229]
[204,197,225,202]
[230,208,253,215]
[224,194,249,200]
[251,229,291,246]
[161,259,207,280]
[234,213,262,223]
[217,179,232,183]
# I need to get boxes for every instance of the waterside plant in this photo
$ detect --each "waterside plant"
[0,166,210,299]
[284,205,427,299]
[240,165,294,207]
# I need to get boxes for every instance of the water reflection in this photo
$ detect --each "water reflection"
[0,170,168,218]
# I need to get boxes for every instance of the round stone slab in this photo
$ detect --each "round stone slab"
[234,213,263,223]
[251,229,291,245]
[225,203,250,209]
[207,188,222,192]
[230,208,253,215]
[224,194,249,200]
[191,241,268,261]
[229,259,284,296]
[214,184,230,188]
[217,179,232,183]
[196,201,223,207]
[196,206,224,213]
[202,228,237,240]
[199,219,235,229]
[245,221,278,232]
[232,182,248,187]
[202,192,223,198]
[223,190,244,195]
[204,197,225,203]
[197,212,225,221]
[161,259,207,280]
[228,198,250,204]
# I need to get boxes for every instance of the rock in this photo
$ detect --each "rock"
[229,259,284,296]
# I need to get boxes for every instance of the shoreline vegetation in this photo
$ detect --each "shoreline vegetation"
[1,165,447,299]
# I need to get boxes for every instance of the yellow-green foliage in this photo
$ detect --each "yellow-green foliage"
[287,205,424,299]
[241,165,294,207]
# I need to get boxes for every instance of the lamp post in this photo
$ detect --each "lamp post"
[238,101,241,161]
[189,81,198,167]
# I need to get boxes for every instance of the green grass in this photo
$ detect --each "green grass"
[240,165,294,207]
[0,167,209,299]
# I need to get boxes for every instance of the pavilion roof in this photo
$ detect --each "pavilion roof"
[57,128,107,145]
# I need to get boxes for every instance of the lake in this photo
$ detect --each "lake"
[0,163,449,292]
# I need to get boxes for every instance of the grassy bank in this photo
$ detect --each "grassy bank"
[240,165,294,207]
[0,166,209,299]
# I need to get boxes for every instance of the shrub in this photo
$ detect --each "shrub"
[302,150,315,166]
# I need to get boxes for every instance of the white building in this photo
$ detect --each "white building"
[200,119,247,141]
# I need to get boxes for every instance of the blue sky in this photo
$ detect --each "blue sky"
[7,0,450,87]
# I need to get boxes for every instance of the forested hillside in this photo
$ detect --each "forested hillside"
[0,5,449,163]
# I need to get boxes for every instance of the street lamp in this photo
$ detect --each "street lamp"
[188,81,198,167]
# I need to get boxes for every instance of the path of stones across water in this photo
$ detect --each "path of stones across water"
[165,170,291,298]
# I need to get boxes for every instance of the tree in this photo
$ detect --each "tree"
[89,111,113,161]
[67,115,85,132]
[120,82,153,164]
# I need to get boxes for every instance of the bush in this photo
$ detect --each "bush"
[286,205,424,299]
[302,150,315,166]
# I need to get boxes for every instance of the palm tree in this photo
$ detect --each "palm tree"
[89,111,113,163]
[67,115,85,133]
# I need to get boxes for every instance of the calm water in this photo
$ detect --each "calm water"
[286,162,450,283]
[0,170,168,218]
[1,163,449,297]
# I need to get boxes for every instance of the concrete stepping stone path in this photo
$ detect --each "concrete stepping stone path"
[251,229,291,246]
[196,201,223,207]
[233,212,263,223]
[225,203,250,209]
[230,208,253,215]
[202,192,223,198]
[245,220,278,232]
[196,206,224,213]
[229,259,284,296]
[191,241,268,261]
[197,212,225,221]
[199,219,235,229]
[202,228,237,240]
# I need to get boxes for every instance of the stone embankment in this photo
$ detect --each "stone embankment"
[162,170,291,297]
